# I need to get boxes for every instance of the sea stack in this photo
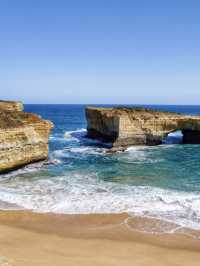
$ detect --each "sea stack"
[0,100,53,173]
[86,107,200,149]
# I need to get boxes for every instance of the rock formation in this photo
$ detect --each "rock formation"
[86,107,200,149]
[0,100,23,112]
[0,100,53,173]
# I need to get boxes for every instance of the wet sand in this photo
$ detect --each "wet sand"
[0,211,200,266]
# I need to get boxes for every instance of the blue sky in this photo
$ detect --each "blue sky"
[0,0,200,104]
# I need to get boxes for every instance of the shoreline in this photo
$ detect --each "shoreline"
[0,211,200,265]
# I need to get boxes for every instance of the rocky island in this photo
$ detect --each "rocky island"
[0,100,53,173]
[86,107,200,149]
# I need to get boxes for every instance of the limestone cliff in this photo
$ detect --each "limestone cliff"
[0,100,23,112]
[86,107,200,148]
[0,101,53,173]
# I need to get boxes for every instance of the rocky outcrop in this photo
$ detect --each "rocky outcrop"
[0,100,23,112]
[86,107,200,148]
[0,101,53,173]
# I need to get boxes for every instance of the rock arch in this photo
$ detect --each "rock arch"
[86,107,200,148]
[162,130,183,144]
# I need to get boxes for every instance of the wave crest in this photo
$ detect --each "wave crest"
[0,171,200,231]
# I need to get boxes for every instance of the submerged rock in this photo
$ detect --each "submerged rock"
[86,107,200,149]
[0,100,53,173]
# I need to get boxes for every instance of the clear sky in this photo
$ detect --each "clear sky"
[0,0,200,104]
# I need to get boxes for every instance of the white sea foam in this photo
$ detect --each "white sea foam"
[52,146,105,159]
[52,149,71,159]
[63,128,111,147]
[119,146,164,164]
[50,129,87,143]
[0,162,46,180]
[50,136,66,142]
[68,146,106,155]
[0,171,200,230]
[1,127,200,232]
[64,128,86,141]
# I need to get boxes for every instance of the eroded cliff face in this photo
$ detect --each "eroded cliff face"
[0,100,23,112]
[0,101,53,173]
[86,107,200,148]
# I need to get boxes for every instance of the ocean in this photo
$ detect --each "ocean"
[1,104,200,232]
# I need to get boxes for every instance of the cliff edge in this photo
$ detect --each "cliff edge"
[0,100,23,112]
[0,101,53,173]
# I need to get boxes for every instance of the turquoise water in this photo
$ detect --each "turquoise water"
[1,104,200,230]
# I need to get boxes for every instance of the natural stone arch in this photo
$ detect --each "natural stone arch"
[161,130,183,144]
[86,107,200,149]
[158,122,200,145]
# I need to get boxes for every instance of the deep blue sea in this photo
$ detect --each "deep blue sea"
[1,104,200,231]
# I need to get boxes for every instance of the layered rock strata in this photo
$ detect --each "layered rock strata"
[86,107,200,148]
[0,101,53,173]
[0,100,23,112]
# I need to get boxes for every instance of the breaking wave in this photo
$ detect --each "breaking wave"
[2,111,200,234]
[0,171,200,231]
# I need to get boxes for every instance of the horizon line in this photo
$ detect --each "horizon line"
[23,103,200,106]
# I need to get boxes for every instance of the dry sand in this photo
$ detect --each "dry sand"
[0,211,200,266]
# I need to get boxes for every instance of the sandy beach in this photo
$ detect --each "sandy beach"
[2,0,200,264]
[0,211,199,266]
